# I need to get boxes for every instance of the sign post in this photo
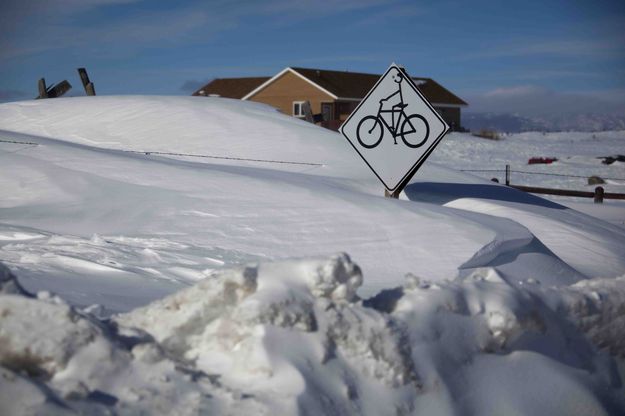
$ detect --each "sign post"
[340,64,450,198]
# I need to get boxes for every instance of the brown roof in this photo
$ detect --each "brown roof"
[193,68,467,106]
[192,77,270,99]
[290,67,467,106]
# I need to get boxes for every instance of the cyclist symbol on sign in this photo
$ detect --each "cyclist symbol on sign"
[356,68,430,149]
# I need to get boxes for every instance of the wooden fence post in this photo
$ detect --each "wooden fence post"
[46,80,72,98]
[594,186,604,203]
[85,83,96,96]
[37,78,48,99]
[77,68,96,96]
[505,164,510,186]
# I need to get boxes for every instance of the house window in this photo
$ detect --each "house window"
[293,101,306,118]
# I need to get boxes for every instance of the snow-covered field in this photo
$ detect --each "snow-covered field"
[1,96,624,415]
[431,130,625,195]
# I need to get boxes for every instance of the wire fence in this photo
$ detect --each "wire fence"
[0,138,324,167]
[1,137,623,180]
[460,168,625,182]
[122,150,324,167]
[0,138,40,146]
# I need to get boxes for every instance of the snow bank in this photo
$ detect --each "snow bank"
[0,96,364,179]
[2,256,624,415]
[2,96,623,310]
[1,96,625,414]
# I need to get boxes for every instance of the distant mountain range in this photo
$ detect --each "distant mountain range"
[463,112,625,133]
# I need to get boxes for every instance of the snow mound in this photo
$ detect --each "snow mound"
[1,97,625,414]
[116,253,419,414]
[0,272,261,415]
[0,96,360,178]
[2,97,624,307]
[2,256,624,415]
[558,276,625,357]
[0,294,100,378]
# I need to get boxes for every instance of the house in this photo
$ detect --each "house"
[193,67,467,131]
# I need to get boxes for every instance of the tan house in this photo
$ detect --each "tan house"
[193,67,467,130]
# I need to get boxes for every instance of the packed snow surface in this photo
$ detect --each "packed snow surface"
[1,96,625,414]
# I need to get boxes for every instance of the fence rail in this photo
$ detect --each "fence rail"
[509,185,625,202]
[459,168,625,182]
[2,138,624,202]
[460,164,625,203]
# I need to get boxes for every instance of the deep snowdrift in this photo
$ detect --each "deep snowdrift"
[1,96,625,414]
[2,96,624,307]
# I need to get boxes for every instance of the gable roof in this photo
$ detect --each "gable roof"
[241,67,339,101]
[290,67,382,100]
[192,77,270,99]
[196,67,467,106]
[289,67,467,106]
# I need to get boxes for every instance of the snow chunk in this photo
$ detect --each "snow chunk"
[116,254,420,413]
[0,282,261,414]
[0,295,97,377]
[308,252,363,302]
[555,275,625,357]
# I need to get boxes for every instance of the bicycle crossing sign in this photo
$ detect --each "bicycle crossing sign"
[340,63,450,193]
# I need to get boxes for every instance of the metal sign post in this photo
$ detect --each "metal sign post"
[340,63,450,198]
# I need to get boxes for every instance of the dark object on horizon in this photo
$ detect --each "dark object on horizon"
[472,129,501,140]
[599,155,625,165]
[77,68,96,96]
[36,78,72,99]
[491,178,499,183]
[588,175,605,185]
[528,157,558,165]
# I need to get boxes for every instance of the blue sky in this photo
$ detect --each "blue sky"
[1,0,624,115]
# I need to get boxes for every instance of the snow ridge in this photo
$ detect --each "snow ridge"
[1,256,624,415]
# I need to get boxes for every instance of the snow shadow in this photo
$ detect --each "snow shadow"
[404,182,566,209]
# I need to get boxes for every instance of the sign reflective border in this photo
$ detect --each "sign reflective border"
[340,63,450,192]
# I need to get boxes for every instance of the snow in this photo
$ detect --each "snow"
[431,130,625,198]
[1,257,624,415]
[1,96,625,414]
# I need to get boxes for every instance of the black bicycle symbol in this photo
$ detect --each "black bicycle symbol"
[356,69,429,149]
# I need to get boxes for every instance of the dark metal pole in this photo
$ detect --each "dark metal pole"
[384,189,400,199]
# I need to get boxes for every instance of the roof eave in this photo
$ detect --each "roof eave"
[242,67,338,101]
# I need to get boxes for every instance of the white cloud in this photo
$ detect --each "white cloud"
[466,86,625,117]
[484,85,548,98]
